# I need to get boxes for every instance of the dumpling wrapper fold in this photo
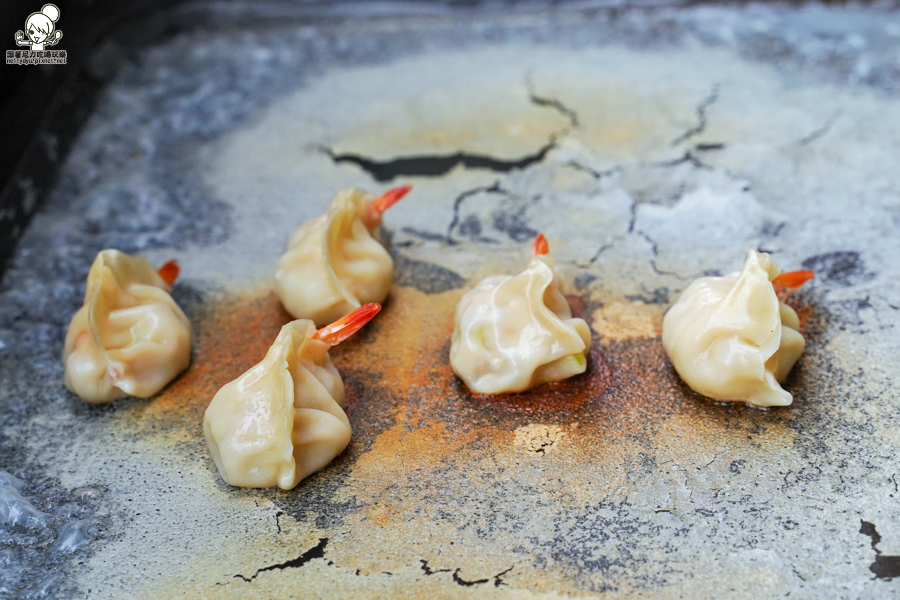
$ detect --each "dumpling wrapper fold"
[662,249,806,407]
[274,188,392,327]
[451,255,591,394]
[63,249,191,403]
[203,320,351,489]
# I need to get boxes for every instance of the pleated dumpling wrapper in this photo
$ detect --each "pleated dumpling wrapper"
[203,304,381,489]
[274,185,410,327]
[451,234,592,394]
[662,249,814,407]
[63,250,191,403]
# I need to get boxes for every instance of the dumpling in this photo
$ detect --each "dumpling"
[662,249,814,407]
[203,303,381,489]
[63,250,191,403]
[274,185,410,327]
[450,234,592,394]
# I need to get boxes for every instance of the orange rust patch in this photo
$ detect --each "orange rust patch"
[564,293,587,318]
[329,286,461,393]
[134,289,293,426]
[781,293,813,331]
[123,280,800,473]
[138,277,614,432]
[333,287,614,418]
[127,280,803,454]
[115,279,802,596]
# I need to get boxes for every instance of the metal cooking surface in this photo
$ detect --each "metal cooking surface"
[1,2,900,598]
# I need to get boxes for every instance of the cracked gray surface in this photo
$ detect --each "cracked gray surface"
[1,1,900,598]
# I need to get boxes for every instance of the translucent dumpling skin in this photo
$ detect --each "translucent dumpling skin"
[450,255,591,394]
[274,188,393,327]
[662,250,806,407]
[63,250,192,403]
[203,320,351,489]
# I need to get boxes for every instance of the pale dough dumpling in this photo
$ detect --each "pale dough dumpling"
[450,234,592,394]
[203,304,380,489]
[63,250,191,403]
[662,249,811,407]
[274,186,409,327]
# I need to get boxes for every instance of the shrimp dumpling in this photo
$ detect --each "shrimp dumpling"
[63,250,191,403]
[662,249,813,407]
[203,304,380,489]
[450,234,592,394]
[274,186,410,327]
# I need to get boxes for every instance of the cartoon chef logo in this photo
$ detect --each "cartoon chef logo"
[15,4,63,51]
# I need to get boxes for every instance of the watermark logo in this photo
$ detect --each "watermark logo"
[6,4,66,65]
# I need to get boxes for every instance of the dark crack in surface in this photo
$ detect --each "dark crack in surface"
[320,140,556,183]
[860,521,900,580]
[652,151,713,171]
[525,75,580,129]
[799,110,843,146]
[670,85,719,146]
[447,182,506,244]
[567,162,623,182]
[234,538,329,583]
[419,560,513,588]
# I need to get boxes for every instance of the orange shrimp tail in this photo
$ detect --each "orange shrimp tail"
[530,233,549,259]
[771,270,814,292]
[158,259,180,286]
[370,185,412,217]
[313,303,382,346]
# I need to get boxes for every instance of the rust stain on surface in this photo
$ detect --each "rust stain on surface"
[131,289,293,429]
[781,292,813,331]
[311,283,802,593]
[124,278,810,472]
[114,277,809,596]
[128,278,808,461]
[337,287,614,418]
